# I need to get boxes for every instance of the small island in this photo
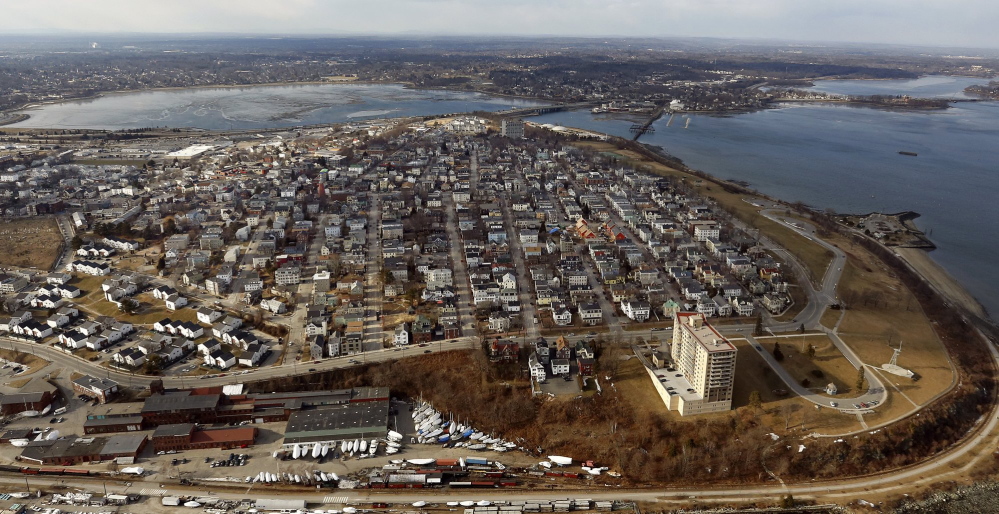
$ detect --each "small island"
[965,81,999,99]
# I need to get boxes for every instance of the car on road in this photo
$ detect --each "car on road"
[829,401,838,408]
[308,368,316,372]
[423,350,431,354]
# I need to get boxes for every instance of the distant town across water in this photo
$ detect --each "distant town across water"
[10,76,998,317]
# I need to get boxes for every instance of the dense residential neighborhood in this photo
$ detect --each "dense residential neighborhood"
[0,114,799,412]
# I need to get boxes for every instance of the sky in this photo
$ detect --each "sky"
[2,0,998,49]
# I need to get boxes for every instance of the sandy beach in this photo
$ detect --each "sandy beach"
[895,247,988,319]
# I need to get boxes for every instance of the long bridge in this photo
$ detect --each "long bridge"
[494,101,600,118]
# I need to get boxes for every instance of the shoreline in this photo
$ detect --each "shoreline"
[596,139,993,325]
[894,247,989,319]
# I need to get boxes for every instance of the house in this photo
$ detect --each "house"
[578,303,602,325]
[489,339,519,362]
[196,307,223,324]
[552,306,573,326]
[411,315,433,344]
[393,323,410,347]
[528,353,547,381]
[113,347,147,368]
[238,343,268,367]
[260,298,287,314]
[198,339,222,357]
[551,358,571,376]
[488,312,510,332]
[762,293,786,314]
[621,300,651,322]
[205,350,236,370]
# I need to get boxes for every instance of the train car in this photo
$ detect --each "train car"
[20,468,39,475]
[38,467,64,475]
[63,468,90,476]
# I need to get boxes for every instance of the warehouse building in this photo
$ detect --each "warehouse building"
[19,434,147,465]
[282,399,389,448]
[151,423,256,452]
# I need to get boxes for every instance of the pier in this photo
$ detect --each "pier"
[630,101,668,140]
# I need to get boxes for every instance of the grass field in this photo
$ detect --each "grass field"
[69,274,200,326]
[755,335,859,397]
[0,218,62,270]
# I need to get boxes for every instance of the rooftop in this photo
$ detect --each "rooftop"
[284,400,389,444]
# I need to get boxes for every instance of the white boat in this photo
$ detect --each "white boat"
[446,502,459,507]
[39,404,51,415]
[184,501,202,508]
[20,410,39,418]
[369,440,378,455]
[387,441,401,449]
[9,439,29,447]
[312,444,322,459]
[449,422,457,435]
[538,461,552,469]
[321,444,330,457]
[504,442,516,448]
[548,456,573,466]
[385,447,399,455]
[459,501,475,507]
[387,430,403,441]
[359,440,368,453]
[294,475,301,483]
[352,439,360,452]
[257,472,265,482]
[329,472,339,481]
[470,432,483,440]
[390,459,404,464]
[319,472,328,482]
[425,428,443,439]
[477,501,492,507]
[340,440,349,453]
[406,458,435,466]
[468,444,486,450]
[490,446,507,452]
[343,508,357,514]
[292,444,302,459]
[412,501,427,507]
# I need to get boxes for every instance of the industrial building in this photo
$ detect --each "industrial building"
[19,434,147,465]
[0,377,57,416]
[283,399,389,447]
[151,423,256,452]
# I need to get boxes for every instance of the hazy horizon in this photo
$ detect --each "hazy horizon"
[1,0,997,50]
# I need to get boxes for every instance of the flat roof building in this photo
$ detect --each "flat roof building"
[662,312,737,416]
[283,400,389,448]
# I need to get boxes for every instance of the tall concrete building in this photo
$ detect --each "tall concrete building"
[667,312,737,415]
[501,119,525,139]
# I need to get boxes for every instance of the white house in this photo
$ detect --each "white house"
[551,358,571,376]
[196,307,223,324]
[164,294,188,311]
[621,300,651,322]
[393,323,410,346]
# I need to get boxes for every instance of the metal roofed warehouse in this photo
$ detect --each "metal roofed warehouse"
[283,399,389,446]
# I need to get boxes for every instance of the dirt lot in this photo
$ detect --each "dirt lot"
[0,217,62,270]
